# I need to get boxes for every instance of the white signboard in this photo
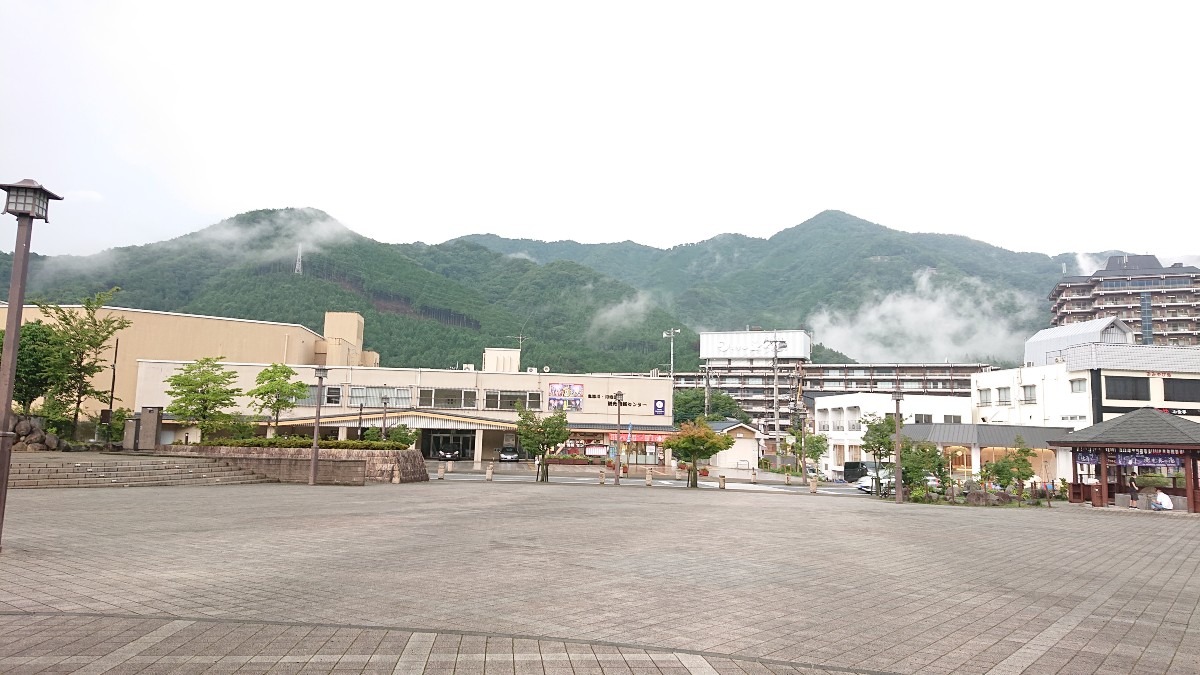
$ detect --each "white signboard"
[700,330,812,360]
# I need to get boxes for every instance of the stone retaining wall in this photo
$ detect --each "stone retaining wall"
[161,445,430,483]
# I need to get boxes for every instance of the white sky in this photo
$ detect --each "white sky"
[2,1,1198,261]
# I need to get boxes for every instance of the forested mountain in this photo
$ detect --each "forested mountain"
[0,209,764,372]
[0,208,1100,369]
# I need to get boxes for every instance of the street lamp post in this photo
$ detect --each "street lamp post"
[0,180,61,552]
[662,328,680,380]
[309,366,329,485]
[381,394,390,439]
[893,384,904,504]
[357,403,364,439]
[613,391,624,486]
[797,403,808,482]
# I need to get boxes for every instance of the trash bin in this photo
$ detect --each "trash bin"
[1090,484,1104,507]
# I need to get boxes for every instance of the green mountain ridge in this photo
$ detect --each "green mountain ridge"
[1,208,1115,370]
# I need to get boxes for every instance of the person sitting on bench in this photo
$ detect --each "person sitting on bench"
[1151,487,1174,512]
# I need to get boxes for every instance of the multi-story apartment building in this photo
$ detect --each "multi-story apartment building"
[671,328,990,449]
[1049,255,1200,347]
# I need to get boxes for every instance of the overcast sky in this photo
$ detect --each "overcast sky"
[2,1,1197,263]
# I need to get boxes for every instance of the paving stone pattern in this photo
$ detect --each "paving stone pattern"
[1,481,1199,674]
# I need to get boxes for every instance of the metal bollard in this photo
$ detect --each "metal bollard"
[719,475,726,489]
[645,468,653,487]
[437,464,446,480]
[485,462,494,481]
[750,468,757,484]
[785,473,791,486]
[599,469,606,485]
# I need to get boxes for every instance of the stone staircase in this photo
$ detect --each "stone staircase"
[7,456,276,489]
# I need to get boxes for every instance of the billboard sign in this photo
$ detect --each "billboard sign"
[700,330,812,360]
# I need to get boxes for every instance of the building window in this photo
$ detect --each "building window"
[1164,378,1200,403]
[418,388,477,409]
[943,415,962,424]
[484,390,542,410]
[1070,379,1086,393]
[1020,385,1037,404]
[1105,376,1150,401]
[977,389,992,406]
[913,414,932,424]
[349,387,367,405]
[325,386,342,406]
[997,387,1011,405]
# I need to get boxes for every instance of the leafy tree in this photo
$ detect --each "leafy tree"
[0,321,68,415]
[164,357,243,437]
[515,404,570,482]
[982,435,1036,491]
[35,288,132,438]
[663,419,734,488]
[246,363,309,433]
[386,423,417,448]
[672,388,750,425]
[859,413,897,494]
[899,439,946,492]
[790,427,829,475]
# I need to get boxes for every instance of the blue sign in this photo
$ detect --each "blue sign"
[653,399,666,416]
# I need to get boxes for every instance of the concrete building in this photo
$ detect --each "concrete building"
[1049,254,1200,346]
[672,328,990,452]
[135,352,675,465]
[812,392,973,479]
[705,420,762,471]
[975,326,1200,431]
[0,304,379,418]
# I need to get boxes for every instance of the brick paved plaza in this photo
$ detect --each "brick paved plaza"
[1,480,1198,674]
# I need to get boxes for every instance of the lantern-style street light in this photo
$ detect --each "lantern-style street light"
[381,393,390,438]
[309,366,329,485]
[893,384,904,504]
[0,180,62,551]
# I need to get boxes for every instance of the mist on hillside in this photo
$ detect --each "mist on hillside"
[808,270,1040,364]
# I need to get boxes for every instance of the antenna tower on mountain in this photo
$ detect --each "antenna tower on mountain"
[294,244,303,275]
[507,333,530,349]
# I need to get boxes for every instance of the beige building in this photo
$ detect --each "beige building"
[136,350,675,465]
[0,304,378,418]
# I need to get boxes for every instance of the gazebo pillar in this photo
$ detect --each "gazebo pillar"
[1186,451,1197,514]
[1099,450,1109,506]
[970,444,981,477]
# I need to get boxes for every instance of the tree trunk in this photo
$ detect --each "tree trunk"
[689,465,698,488]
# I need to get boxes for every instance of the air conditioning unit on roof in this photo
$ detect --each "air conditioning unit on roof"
[527,367,537,373]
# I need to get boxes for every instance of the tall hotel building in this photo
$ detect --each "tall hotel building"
[1050,255,1200,347]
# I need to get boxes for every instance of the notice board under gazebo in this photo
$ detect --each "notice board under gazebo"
[1053,407,1200,512]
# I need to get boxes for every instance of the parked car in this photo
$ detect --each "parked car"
[855,473,893,493]
[498,447,520,462]
[436,445,462,460]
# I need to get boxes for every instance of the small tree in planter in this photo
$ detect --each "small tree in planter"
[663,419,733,488]
[516,404,570,482]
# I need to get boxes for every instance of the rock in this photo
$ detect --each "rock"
[24,429,46,446]
[12,441,28,453]
[14,419,32,436]
[994,492,1012,505]
[29,417,44,431]
[45,433,59,449]
[24,442,47,452]
[966,491,989,506]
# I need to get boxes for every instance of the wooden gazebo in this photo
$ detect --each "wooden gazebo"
[1053,408,1200,512]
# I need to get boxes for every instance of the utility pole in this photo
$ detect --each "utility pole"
[893,384,904,504]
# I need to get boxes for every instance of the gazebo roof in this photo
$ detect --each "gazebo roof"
[1052,407,1200,449]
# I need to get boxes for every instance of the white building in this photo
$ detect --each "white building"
[813,392,973,478]
[975,320,1200,431]
[705,420,763,471]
